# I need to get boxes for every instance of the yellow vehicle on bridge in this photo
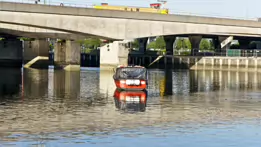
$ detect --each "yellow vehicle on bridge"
[93,3,169,14]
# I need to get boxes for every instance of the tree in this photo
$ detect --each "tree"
[155,36,166,49]
[200,39,211,50]
[175,38,191,50]
[147,41,156,49]
[79,38,102,50]
[131,39,139,49]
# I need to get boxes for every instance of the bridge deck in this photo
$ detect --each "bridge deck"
[0,2,261,28]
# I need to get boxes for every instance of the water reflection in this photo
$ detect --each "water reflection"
[23,68,48,99]
[2,68,261,146]
[53,70,80,99]
[113,88,147,112]
[0,68,21,99]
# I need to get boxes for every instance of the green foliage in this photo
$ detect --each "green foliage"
[175,38,191,50]
[147,36,166,50]
[155,36,166,49]
[147,41,156,49]
[79,38,102,50]
[19,37,34,41]
[200,39,211,50]
[131,39,139,48]
[49,43,54,51]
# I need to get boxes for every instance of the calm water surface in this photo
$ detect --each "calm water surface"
[0,68,261,147]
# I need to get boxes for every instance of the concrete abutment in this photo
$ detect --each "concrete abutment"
[23,39,50,69]
[100,40,130,71]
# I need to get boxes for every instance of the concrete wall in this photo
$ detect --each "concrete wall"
[24,39,49,62]
[100,41,130,70]
[179,56,261,72]
[1,2,261,40]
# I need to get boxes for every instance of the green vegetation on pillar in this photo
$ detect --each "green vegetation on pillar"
[19,37,35,41]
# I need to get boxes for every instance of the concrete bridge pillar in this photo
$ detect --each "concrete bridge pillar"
[54,40,80,71]
[0,39,23,68]
[189,35,202,56]
[238,40,250,49]
[213,37,221,52]
[100,41,130,71]
[164,35,176,55]
[138,38,148,53]
[23,39,49,63]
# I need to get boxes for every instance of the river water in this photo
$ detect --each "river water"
[0,68,261,147]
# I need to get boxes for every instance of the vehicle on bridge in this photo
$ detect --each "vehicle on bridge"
[93,2,169,14]
[113,65,148,91]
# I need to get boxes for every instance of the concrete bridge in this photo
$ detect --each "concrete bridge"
[1,2,261,40]
[1,2,261,70]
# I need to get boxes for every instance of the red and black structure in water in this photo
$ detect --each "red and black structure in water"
[113,65,148,91]
[113,88,147,112]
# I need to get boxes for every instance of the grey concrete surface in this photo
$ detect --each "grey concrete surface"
[1,2,261,40]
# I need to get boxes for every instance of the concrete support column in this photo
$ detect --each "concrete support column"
[189,35,202,56]
[138,38,148,53]
[100,41,130,71]
[23,39,49,63]
[0,39,22,68]
[54,40,80,71]
[238,40,250,49]
[213,37,221,53]
[164,35,176,55]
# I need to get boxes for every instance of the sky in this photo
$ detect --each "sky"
[3,0,260,20]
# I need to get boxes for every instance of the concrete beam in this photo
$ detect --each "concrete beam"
[0,23,96,40]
